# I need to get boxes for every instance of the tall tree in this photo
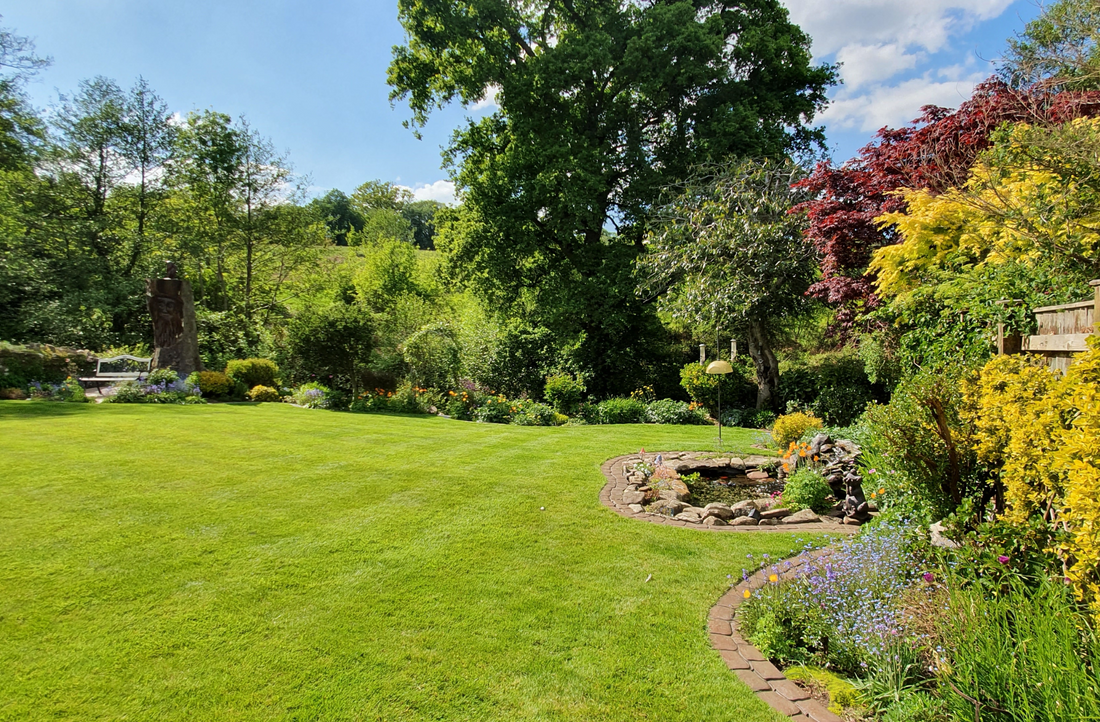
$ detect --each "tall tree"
[638,159,816,409]
[1004,0,1100,90]
[118,77,176,273]
[390,0,834,393]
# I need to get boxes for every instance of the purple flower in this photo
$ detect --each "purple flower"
[923,572,935,583]
[997,555,1009,564]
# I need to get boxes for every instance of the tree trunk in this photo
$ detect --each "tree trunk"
[746,321,779,410]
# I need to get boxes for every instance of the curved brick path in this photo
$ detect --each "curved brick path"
[708,549,844,721]
[598,452,851,720]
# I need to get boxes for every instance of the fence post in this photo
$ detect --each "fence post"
[1091,280,1100,336]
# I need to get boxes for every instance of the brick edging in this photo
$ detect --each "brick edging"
[710,548,844,721]
[599,453,857,534]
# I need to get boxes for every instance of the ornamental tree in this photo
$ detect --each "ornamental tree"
[637,158,816,409]
[794,80,1100,330]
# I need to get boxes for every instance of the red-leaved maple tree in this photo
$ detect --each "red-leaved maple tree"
[795,79,1100,328]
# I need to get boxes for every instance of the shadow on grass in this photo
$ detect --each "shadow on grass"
[0,400,96,419]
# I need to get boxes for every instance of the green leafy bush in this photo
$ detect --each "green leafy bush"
[780,351,882,426]
[190,370,231,398]
[248,385,280,402]
[196,310,265,373]
[544,373,585,415]
[781,467,832,512]
[402,322,461,390]
[510,400,557,426]
[473,395,513,424]
[28,377,87,403]
[772,411,824,448]
[644,399,708,425]
[225,358,279,389]
[595,397,647,424]
[723,408,777,429]
[147,367,179,386]
[443,387,483,420]
[288,382,331,409]
[679,361,755,417]
[281,304,373,391]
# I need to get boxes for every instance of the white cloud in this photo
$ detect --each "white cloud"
[472,84,500,111]
[836,43,922,90]
[820,71,986,131]
[784,0,1014,57]
[400,179,457,205]
[777,0,1014,136]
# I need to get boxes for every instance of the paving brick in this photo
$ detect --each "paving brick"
[733,669,770,692]
[758,691,802,717]
[770,678,810,701]
[796,699,844,722]
[719,650,750,670]
[738,645,766,662]
[709,633,737,650]
[707,618,732,635]
[709,605,733,621]
[749,659,784,681]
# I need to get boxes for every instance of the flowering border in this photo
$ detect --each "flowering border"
[709,548,845,721]
[599,453,858,534]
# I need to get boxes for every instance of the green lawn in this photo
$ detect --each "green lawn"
[0,402,830,721]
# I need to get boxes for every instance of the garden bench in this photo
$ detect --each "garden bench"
[79,355,152,391]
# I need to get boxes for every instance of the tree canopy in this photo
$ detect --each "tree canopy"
[390,0,835,394]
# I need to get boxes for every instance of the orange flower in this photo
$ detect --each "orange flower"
[878,488,885,495]
[768,574,778,583]
[782,463,790,472]
[799,449,807,457]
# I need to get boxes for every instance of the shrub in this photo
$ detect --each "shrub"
[288,382,331,409]
[680,361,754,416]
[388,382,437,414]
[443,387,484,420]
[402,322,461,390]
[772,411,824,448]
[780,351,881,426]
[781,467,832,513]
[473,395,513,424]
[225,358,279,389]
[248,385,280,402]
[510,400,557,426]
[724,408,776,429]
[645,399,708,425]
[1,387,26,399]
[595,397,647,424]
[196,309,265,372]
[105,377,202,404]
[281,304,373,391]
[192,370,231,398]
[544,373,585,415]
[960,341,1100,614]
[27,378,87,403]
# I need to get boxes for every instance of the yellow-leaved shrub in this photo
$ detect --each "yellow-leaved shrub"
[772,411,824,450]
[964,339,1100,613]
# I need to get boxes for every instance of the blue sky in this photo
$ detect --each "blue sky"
[6,0,1042,204]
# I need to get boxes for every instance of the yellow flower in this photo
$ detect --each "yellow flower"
[742,589,751,599]
[768,574,778,583]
